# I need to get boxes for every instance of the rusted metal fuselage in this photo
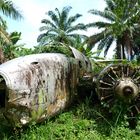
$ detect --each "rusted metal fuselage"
[0,48,91,127]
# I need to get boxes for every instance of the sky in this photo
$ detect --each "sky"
[6,0,106,47]
[5,0,115,58]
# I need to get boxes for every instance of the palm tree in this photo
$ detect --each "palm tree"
[37,6,86,46]
[86,0,140,60]
[0,0,22,20]
[3,31,22,60]
[0,21,11,63]
[0,21,10,44]
[0,0,22,63]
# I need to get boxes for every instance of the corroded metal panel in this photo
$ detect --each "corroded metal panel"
[0,50,91,127]
[70,47,91,75]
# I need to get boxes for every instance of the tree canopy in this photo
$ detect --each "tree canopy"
[0,0,22,63]
[37,6,87,46]
[87,0,140,60]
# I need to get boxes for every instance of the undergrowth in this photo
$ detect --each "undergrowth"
[1,97,140,140]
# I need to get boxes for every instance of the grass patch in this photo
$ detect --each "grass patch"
[1,97,140,140]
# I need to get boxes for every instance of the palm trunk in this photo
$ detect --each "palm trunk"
[0,46,5,64]
[116,43,121,59]
[124,32,133,61]
[116,40,125,59]
[121,45,126,59]
[127,44,132,61]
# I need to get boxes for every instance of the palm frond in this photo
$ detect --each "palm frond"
[39,26,60,33]
[68,33,87,40]
[47,10,59,27]
[37,33,56,45]
[9,31,21,44]
[105,0,116,11]
[55,8,61,18]
[59,6,72,30]
[0,16,7,30]
[39,26,49,32]
[86,21,111,29]
[0,26,12,45]
[60,6,72,22]
[67,14,82,26]
[66,23,86,33]
[0,0,22,20]
[97,38,108,52]
[87,29,111,47]
[37,28,59,43]
[41,19,57,29]
[37,33,48,43]
[88,9,116,21]
[104,36,114,56]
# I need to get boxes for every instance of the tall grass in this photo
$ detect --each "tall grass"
[1,97,140,140]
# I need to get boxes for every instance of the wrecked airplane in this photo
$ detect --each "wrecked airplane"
[0,46,140,128]
[0,47,92,127]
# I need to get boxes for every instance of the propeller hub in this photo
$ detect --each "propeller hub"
[115,78,139,101]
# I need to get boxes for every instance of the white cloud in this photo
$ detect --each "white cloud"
[10,0,51,47]
[14,1,48,28]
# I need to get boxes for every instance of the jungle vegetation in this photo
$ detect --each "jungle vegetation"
[1,0,140,61]
[1,0,140,139]
[0,0,22,63]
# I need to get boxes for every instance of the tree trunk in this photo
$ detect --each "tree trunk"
[116,44,121,59]
[122,45,126,59]
[124,32,133,61]
[0,46,5,64]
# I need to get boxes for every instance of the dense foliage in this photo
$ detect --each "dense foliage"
[0,0,22,63]
[86,0,140,60]
[34,43,73,57]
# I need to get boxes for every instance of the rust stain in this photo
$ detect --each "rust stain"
[25,71,32,87]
